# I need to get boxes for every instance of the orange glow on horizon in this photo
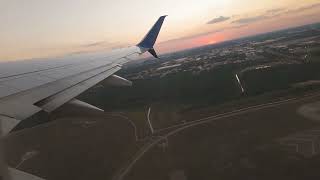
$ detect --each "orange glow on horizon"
[194,34,226,45]
[157,32,227,53]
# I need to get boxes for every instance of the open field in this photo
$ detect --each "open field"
[123,92,320,180]
[4,91,320,180]
[4,114,142,180]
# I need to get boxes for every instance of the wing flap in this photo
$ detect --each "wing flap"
[36,65,121,112]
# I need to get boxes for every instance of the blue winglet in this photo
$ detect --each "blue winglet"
[137,15,167,50]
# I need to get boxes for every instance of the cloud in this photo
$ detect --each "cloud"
[160,24,248,45]
[229,24,248,29]
[79,40,129,49]
[207,16,230,24]
[232,3,320,25]
[69,41,128,55]
[80,41,111,48]
[284,3,320,14]
[161,3,320,45]
[266,8,285,14]
[82,41,106,47]
[232,15,268,24]
[160,30,224,44]
[163,3,318,45]
[214,8,284,25]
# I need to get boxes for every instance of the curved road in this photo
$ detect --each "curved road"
[112,91,320,180]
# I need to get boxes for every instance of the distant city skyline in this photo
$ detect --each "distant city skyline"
[0,0,320,61]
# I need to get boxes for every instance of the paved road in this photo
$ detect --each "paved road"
[112,91,320,180]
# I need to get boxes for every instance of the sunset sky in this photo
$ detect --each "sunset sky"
[0,0,320,61]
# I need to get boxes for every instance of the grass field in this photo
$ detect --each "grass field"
[125,94,320,180]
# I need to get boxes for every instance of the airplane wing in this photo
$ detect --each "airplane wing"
[0,16,167,180]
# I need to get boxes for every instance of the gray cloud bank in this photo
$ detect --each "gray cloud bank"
[207,16,230,24]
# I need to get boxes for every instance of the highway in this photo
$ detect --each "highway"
[112,90,320,180]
